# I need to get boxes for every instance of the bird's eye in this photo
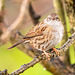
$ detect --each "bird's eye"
[48,17,51,20]
[47,17,51,22]
[56,17,60,21]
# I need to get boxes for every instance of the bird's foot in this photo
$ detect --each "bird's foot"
[51,48,60,56]
[43,51,51,60]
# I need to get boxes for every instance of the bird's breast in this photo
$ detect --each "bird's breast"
[50,25,64,47]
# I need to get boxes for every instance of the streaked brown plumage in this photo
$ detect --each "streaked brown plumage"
[8,13,64,59]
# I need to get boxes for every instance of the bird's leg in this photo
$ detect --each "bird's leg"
[42,50,50,60]
[51,48,60,56]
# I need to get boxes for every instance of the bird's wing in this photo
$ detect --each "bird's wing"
[23,21,50,39]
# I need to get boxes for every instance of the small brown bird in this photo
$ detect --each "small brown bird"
[8,13,64,59]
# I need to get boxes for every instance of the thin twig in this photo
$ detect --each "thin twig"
[9,32,75,75]
[0,0,31,41]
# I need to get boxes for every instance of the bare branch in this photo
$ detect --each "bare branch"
[9,55,42,75]
[0,69,9,75]
[29,2,41,25]
[58,32,75,52]
[9,32,75,75]
[0,0,4,12]
[0,0,5,36]
[0,0,31,41]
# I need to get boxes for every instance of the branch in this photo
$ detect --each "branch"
[64,0,75,33]
[0,0,5,36]
[29,2,41,25]
[0,69,9,75]
[9,32,75,75]
[0,0,31,41]
[59,32,75,52]
[9,55,43,75]
[0,0,4,12]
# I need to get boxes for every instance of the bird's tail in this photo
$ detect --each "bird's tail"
[8,39,25,49]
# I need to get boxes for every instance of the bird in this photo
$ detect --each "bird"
[8,13,64,59]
